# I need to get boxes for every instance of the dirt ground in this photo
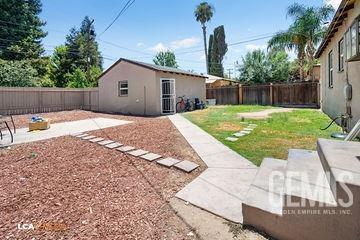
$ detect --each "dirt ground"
[0,111,206,239]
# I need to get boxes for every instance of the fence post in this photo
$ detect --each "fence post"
[269,83,273,105]
[238,84,243,105]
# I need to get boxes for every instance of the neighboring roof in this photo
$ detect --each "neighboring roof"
[205,74,238,84]
[315,0,356,58]
[99,58,206,79]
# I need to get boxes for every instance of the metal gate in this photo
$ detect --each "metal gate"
[160,79,176,114]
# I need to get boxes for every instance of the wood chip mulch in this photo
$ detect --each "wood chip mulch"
[0,111,206,239]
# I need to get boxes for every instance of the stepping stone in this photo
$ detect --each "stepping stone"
[127,149,149,157]
[174,160,199,173]
[82,135,97,140]
[233,132,246,137]
[249,124,258,127]
[226,137,238,142]
[116,146,135,152]
[71,132,84,137]
[140,153,162,162]
[105,142,123,149]
[157,157,181,167]
[243,128,254,131]
[98,140,114,146]
[89,137,104,143]
[76,133,89,138]
[240,130,251,134]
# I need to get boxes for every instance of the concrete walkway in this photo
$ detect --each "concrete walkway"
[0,118,131,146]
[169,114,258,223]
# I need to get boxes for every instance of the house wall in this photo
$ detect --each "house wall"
[155,72,206,110]
[98,61,159,115]
[320,1,360,129]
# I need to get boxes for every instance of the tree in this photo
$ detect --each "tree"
[65,16,103,73]
[268,24,307,81]
[153,51,178,68]
[194,2,214,74]
[268,50,290,82]
[50,16,103,88]
[287,3,334,80]
[50,45,72,87]
[207,34,214,73]
[238,50,271,83]
[268,3,334,81]
[0,0,47,60]
[209,25,228,77]
[0,60,38,87]
[66,68,90,88]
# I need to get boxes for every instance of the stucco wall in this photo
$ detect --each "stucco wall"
[99,61,206,115]
[155,72,206,108]
[99,61,159,115]
[320,1,360,129]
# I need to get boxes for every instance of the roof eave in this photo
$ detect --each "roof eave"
[315,0,355,58]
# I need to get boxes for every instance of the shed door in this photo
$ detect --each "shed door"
[161,79,176,114]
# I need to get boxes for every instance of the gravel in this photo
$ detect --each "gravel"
[0,111,206,239]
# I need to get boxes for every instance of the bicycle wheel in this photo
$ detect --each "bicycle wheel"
[176,102,185,113]
[188,101,195,111]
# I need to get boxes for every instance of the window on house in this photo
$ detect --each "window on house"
[351,22,357,57]
[339,38,344,71]
[118,81,128,96]
[328,51,333,88]
[345,29,351,59]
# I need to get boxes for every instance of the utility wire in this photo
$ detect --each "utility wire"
[98,0,135,37]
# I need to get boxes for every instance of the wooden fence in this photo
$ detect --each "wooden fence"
[206,81,320,108]
[0,87,99,115]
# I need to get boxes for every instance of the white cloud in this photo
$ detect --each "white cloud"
[149,42,168,52]
[199,54,206,60]
[136,42,145,47]
[245,44,267,51]
[170,37,200,50]
[324,0,341,9]
[149,37,200,53]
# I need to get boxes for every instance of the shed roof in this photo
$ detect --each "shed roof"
[315,0,355,58]
[99,58,206,79]
[205,74,238,84]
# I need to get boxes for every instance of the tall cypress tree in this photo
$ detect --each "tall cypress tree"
[207,34,213,74]
[209,25,228,77]
[0,0,47,60]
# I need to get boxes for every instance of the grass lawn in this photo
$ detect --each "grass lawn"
[183,105,341,166]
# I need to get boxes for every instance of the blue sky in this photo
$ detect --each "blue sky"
[40,0,341,76]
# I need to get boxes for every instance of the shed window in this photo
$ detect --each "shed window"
[118,81,128,96]
[328,51,333,88]
[339,38,344,71]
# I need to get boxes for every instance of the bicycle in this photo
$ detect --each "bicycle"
[176,96,194,113]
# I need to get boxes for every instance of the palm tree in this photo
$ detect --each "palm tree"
[268,24,307,81]
[287,3,334,80]
[268,3,334,81]
[194,2,214,74]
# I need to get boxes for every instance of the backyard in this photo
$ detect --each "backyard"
[184,105,341,166]
[0,111,206,239]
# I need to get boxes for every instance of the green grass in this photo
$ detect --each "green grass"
[183,105,341,166]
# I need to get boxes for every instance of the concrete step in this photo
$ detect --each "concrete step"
[242,158,287,232]
[317,138,360,198]
[284,149,337,207]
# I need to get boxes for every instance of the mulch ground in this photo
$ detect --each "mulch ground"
[0,111,206,239]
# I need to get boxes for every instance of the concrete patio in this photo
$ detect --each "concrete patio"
[0,117,131,146]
